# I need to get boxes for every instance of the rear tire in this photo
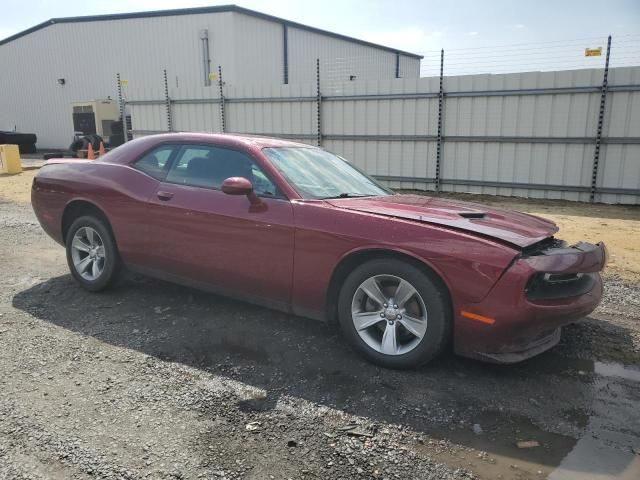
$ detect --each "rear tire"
[337,258,450,369]
[65,215,121,292]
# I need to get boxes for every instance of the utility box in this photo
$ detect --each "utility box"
[71,100,119,142]
[0,144,22,174]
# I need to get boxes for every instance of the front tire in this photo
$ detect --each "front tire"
[337,258,451,369]
[65,215,121,292]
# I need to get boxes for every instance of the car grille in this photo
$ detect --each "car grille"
[525,272,596,301]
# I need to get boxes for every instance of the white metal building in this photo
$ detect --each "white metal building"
[0,5,422,148]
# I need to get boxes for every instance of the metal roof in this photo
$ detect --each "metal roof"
[0,4,424,58]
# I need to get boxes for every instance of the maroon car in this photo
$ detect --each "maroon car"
[31,133,606,368]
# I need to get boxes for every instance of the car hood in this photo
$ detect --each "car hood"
[326,194,558,248]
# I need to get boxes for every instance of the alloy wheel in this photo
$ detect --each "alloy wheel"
[351,274,428,355]
[70,226,106,281]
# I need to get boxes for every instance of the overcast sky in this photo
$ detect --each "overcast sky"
[2,0,639,74]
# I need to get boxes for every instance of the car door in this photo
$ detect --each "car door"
[145,143,295,308]
[115,143,179,268]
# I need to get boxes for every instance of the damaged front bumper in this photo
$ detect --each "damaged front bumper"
[455,240,606,363]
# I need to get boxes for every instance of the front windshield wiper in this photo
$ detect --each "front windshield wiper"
[320,193,374,199]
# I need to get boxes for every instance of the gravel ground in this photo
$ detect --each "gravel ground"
[1,174,639,479]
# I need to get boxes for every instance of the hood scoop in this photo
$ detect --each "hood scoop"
[458,212,486,219]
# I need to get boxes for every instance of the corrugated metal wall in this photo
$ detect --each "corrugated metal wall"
[288,27,419,84]
[125,66,640,204]
[439,69,604,202]
[600,68,640,204]
[0,10,417,148]
[322,77,441,192]
[231,13,285,86]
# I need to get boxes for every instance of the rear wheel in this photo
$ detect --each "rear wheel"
[65,215,121,291]
[338,258,450,368]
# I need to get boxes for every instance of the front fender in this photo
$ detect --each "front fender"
[290,200,519,319]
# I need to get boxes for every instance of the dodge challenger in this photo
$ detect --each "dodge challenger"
[31,133,606,368]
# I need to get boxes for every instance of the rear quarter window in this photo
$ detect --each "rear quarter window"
[134,146,176,180]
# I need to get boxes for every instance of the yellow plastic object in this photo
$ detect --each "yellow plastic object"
[0,144,22,174]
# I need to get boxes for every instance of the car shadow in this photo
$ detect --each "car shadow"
[10,273,639,475]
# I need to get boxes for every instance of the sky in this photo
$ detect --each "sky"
[2,0,639,75]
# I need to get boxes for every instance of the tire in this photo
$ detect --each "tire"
[337,258,451,369]
[0,131,37,144]
[86,134,104,150]
[65,215,121,292]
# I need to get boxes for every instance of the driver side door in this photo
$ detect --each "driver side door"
[144,143,295,309]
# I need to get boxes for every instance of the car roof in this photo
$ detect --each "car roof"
[101,132,317,165]
[149,132,313,149]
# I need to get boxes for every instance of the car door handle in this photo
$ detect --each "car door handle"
[157,191,174,201]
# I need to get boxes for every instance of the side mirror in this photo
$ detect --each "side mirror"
[221,176,253,195]
[221,177,261,205]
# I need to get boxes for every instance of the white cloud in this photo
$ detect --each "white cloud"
[512,23,526,29]
[467,31,479,36]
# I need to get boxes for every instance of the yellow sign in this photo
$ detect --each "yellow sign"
[208,72,217,81]
[585,47,602,57]
[120,79,129,86]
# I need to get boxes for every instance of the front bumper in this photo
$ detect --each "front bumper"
[454,241,605,363]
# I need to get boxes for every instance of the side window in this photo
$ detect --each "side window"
[250,164,277,196]
[165,145,278,196]
[134,145,175,180]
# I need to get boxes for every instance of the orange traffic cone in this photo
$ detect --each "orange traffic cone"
[99,142,106,156]
[87,143,95,160]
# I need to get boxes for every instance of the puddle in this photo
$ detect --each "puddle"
[514,353,640,384]
[549,435,640,480]
[594,361,640,383]
[562,407,590,429]
[418,355,640,480]
[419,411,577,480]
[549,360,640,480]
[513,352,595,377]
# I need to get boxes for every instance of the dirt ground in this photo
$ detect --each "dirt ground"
[0,168,37,204]
[1,169,639,480]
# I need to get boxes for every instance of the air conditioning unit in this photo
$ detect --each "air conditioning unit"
[71,100,119,141]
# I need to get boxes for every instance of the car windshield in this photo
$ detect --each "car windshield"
[262,147,392,199]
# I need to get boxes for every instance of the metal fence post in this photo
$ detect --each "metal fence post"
[163,69,173,132]
[435,49,445,192]
[116,73,128,143]
[590,35,612,202]
[316,58,322,147]
[283,24,289,85]
[218,65,226,133]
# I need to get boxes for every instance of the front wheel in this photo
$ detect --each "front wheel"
[65,215,121,292]
[337,258,451,369]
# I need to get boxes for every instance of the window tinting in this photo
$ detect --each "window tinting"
[134,145,175,180]
[165,145,278,196]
